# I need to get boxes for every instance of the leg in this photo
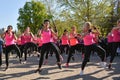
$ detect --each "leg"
[80,45,92,75]
[12,44,21,63]
[81,46,92,70]
[50,42,62,69]
[109,42,119,69]
[66,46,75,67]
[5,45,12,70]
[36,44,47,72]
[93,44,106,62]
[66,45,70,55]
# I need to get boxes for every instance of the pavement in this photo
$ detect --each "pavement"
[0,52,120,80]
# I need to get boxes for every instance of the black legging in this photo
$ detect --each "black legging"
[81,44,106,70]
[38,46,51,60]
[5,44,21,67]
[107,42,113,57]
[67,44,83,63]
[60,44,69,54]
[38,42,61,68]
[110,42,120,63]
[20,42,38,61]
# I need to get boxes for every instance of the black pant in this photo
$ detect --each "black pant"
[20,42,38,61]
[5,44,21,67]
[107,42,113,57]
[38,42,61,68]
[81,44,106,70]
[67,45,78,63]
[0,52,2,66]
[110,42,120,63]
[67,44,82,63]
[60,45,69,54]
[75,44,84,53]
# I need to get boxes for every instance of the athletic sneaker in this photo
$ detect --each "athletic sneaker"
[108,64,114,70]
[22,61,27,64]
[80,70,84,75]
[34,68,42,73]
[57,63,62,69]
[5,66,8,71]
[65,63,69,67]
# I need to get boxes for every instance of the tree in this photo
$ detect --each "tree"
[17,0,50,34]
[56,0,113,36]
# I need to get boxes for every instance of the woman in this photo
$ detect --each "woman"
[3,25,21,70]
[20,27,38,63]
[35,19,62,72]
[66,26,79,67]
[60,29,70,55]
[80,22,106,75]
[108,19,120,69]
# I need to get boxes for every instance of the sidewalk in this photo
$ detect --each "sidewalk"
[0,53,120,80]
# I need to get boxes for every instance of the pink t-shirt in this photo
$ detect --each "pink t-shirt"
[41,29,52,44]
[69,33,78,46]
[107,34,113,43]
[112,29,120,42]
[61,35,69,45]
[17,38,22,45]
[32,36,38,44]
[37,37,43,47]
[21,34,33,45]
[4,32,15,46]
[83,33,95,46]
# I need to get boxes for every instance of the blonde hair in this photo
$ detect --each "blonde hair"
[84,22,92,29]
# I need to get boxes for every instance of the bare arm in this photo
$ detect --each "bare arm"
[13,33,17,40]
[37,29,42,36]
[51,29,58,37]
[30,32,35,39]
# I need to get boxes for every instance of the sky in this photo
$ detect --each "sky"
[0,0,30,31]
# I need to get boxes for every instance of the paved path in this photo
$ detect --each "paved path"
[0,53,120,80]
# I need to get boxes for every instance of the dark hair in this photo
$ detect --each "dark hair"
[88,29,92,33]
[64,29,68,32]
[44,19,50,23]
[7,25,13,29]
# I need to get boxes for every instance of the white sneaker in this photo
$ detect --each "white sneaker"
[99,62,106,68]
[80,70,84,75]
[22,61,26,64]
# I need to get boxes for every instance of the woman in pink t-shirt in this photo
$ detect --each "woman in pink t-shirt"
[3,25,21,70]
[20,27,38,63]
[107,19,120,69]
[66,26,83,67]
[80,22,106,75]
[60,29,70,55]
[35,20,62,72]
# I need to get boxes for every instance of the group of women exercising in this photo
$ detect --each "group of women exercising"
[0,19,120,75]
